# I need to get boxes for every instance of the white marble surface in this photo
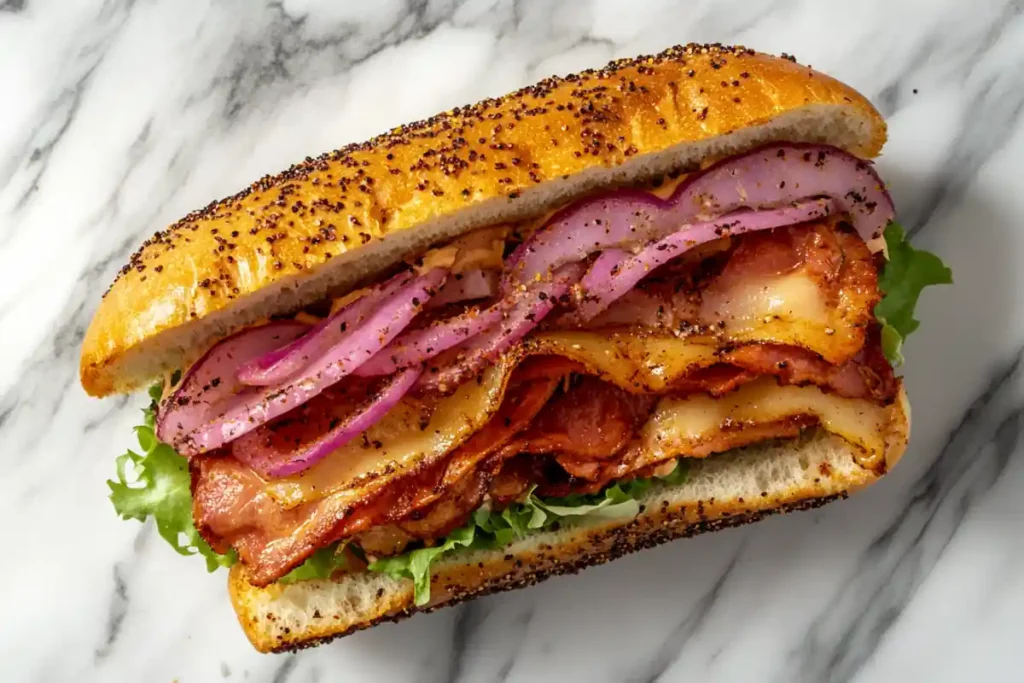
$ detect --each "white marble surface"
[2,0,1023,680]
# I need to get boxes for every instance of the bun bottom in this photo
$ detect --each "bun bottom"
[230,389,908,653]
[236,494,842,652]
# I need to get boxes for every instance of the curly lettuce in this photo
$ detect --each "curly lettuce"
[875,222,953,364]
[278,544,350,583]
[107,385,349,579]
[108,381,236,571]
[369,460,690,605]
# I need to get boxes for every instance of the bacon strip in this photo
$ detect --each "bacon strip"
[721,330,897,404]
[551,414,819,488]
[517,376,657,459]
[193,358,569,585]
[660,327,897,403]
[190,221,893,584]
[195,335,894,585]
[490,414,820,501]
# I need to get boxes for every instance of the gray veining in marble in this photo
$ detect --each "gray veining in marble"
[2,1,1023,681]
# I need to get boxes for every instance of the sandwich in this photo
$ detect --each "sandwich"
[81,43,952,652]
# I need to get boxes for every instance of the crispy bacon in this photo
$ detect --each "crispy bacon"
[487,453,545,505]
[350,366,561,529]
[669,364,756,397]
[193,358,569,585]
[660,328,897,403]
[517,376,657,460]
[192,456,350,584]
[721,330,897,404]
[558,414,820,485]
[349,362,570,548]
[190,220,892,585]
[195,330,892,586]
[521,414,821,498]
[356,459,503,556]
[398,466,492,539]
[509,376,821,484]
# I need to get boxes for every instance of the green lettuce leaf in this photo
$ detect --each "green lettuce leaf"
[108,382,236,572]
[368,459,690,605]
[528,485,640,523]
[278,544,349,583]
[874,222,953,364]
[369,524,480,604]
[658,458,691,485]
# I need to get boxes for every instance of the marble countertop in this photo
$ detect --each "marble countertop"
[2,0,1023,681]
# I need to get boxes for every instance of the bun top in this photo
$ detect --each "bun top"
[80,43,885,397]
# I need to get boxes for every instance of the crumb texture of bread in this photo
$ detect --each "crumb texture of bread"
[229,424,905,653]
[81,44,885,396]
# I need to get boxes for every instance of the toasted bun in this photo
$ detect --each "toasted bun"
[229,389,907,653]
[81,44,885,397]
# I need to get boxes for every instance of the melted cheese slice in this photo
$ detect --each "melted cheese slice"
[261,331,899,508]
[695,219,879,364]
[640,377,890,468]
[524,331,719,392]
[704,270,827,332]
[264,331,720,507]
[265,357,514,508]
[701,269,863,363]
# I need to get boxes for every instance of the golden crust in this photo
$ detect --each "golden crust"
[80,43,885,396]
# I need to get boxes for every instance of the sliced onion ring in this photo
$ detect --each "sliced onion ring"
[354,304,505,377]
[174,269,446,456]
[165,143,893,459]
[237,270,417,386]
[427,268,500,308]
[573,200,838,322]
[231,367,423,477]
[155,320,309,448]
[505,143,893,288]
[420,263,585,392]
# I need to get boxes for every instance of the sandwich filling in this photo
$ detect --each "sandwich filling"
[109,143,951,605]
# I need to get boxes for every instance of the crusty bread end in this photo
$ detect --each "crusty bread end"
[230,386,908,653]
